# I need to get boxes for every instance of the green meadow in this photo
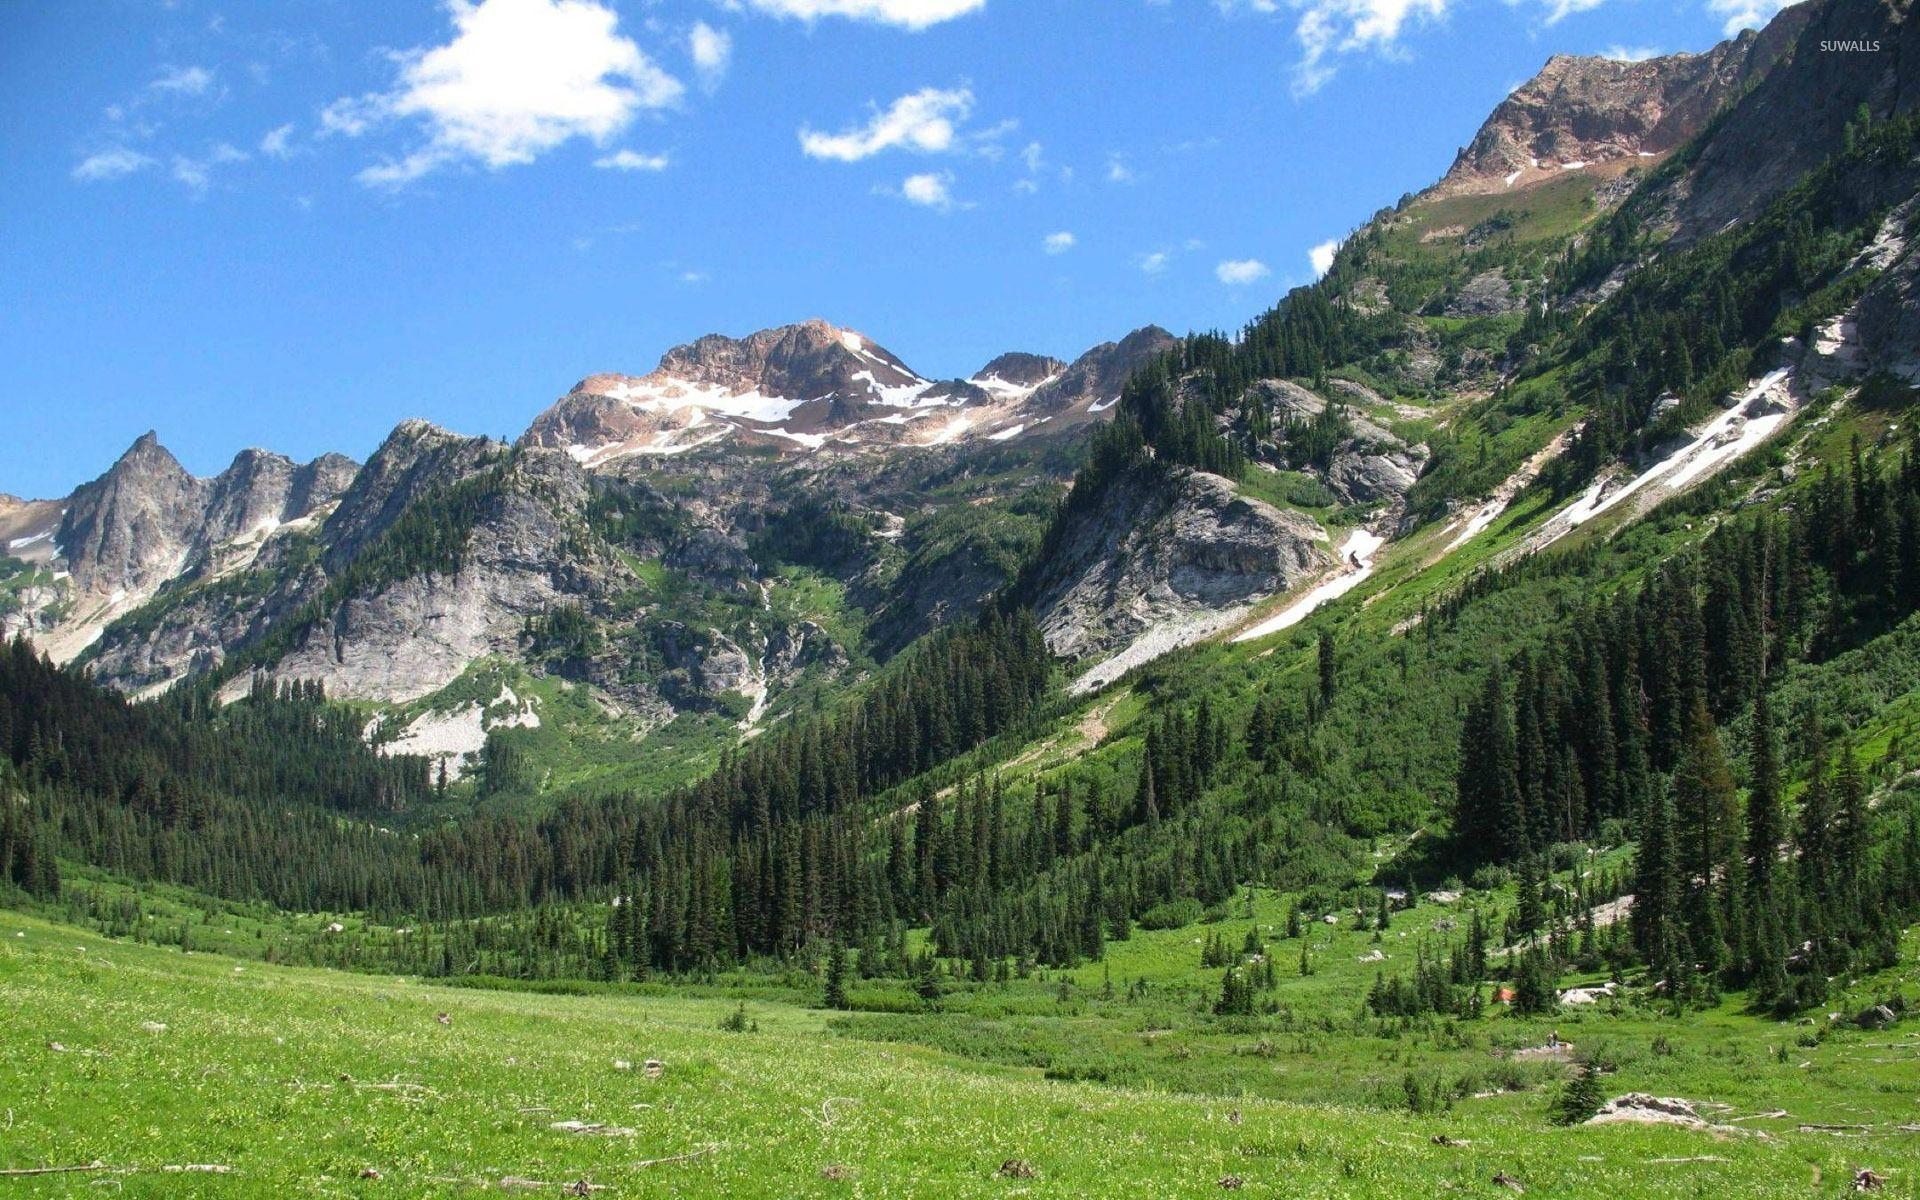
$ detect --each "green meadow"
[4,905,1917,1198]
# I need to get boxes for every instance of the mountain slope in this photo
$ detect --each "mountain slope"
[6,0,1908,811]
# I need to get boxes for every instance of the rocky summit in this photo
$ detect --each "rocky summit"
[1432,7,1809,198]
[521,319,1175,465]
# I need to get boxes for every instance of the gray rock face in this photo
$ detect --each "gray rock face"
[55,434,359,603]
[974,352,1067,388]
[1445,270,1521,318]
[1030,466,1330,662]
[1327,451,1425,505]
[58,433,209,596]
[1254,379,1330,423]
[1249,379,1426,500]
[321,420,496,567]
[1850,213,1920,380]
[270,444,614,704]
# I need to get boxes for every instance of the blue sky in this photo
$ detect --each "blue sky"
[0,0,1790,499]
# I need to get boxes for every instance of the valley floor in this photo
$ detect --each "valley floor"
[5,910,1918,1198]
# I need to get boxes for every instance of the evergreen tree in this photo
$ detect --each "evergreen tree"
[823,941,850,1011]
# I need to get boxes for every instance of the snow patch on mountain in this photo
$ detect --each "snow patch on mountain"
[376,685,540,781]
[1234,529,1386,643]
[1522,369,1794,555]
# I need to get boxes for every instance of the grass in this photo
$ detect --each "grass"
[1390,172,1616,262]
[7,907,1920,1198]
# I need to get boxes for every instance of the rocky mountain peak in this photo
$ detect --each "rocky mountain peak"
[523,320,1178,466]
[57,433,208,598]
[1431,7,1810,198]
[973,352,1067,391]
[567,319,923,406]
[114,430,188,473]
[1022,326,1178,420]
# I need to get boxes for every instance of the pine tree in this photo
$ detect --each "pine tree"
[823,941,849,1010]
[1634,784,1685,990]
[1553,1060,1606,1125]
[1672,697,1737,984]
[1743,691,1788,1003]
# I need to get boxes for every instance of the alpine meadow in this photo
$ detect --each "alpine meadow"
[9,0,1920,1195]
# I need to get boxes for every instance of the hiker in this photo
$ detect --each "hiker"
[1547,1030,1559,1050]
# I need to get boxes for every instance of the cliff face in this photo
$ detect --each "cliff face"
[1027,466,1332,667]
[1664,0,1920,240]
[1431,8,1810,198]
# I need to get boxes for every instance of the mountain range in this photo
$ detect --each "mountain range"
[7,0,1919,794]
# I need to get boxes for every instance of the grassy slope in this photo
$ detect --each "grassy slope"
[5,909,1917,1198]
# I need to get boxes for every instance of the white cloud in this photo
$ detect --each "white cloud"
[260,123,296,158]
[1137,250,1171,275]
[1043,231,1075,254]
[799,87,973,161]
[595,148,670,171]
[898,170,958,211]
[1214,0,1647,95]
[335,0,684,187]
[1216,258,1271,285]
[1541,0,1606,23]
[1105,154,1134,183]
[171,142,249,194]
[72,147,157,182]
[318,94,381,138]
[150,64,215,96]
[689,22,732,90]
[1308,237,1340,278]
[1601,44,1662,61]
[741,0,986,30]
[1707,0,1792,35]
[1288,0,1450,96]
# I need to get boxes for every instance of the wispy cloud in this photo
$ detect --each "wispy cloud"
[1216,0,1623,97]
[150,64,216,96]
[1542,0,1607,24]
[741,0,986,30]
[689,22,732,91]
[1137,250,1171,275]
[330,0,684,188]
[259,123,296,159]
[799,87,975,161]
[1601,44,1662,61]
[1043,231,1076,254]
[72,147,157,182]
[1289,0,1449,96]
[171,142,249,195]
[595,148,670,171]
[1707,0,1793,35]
